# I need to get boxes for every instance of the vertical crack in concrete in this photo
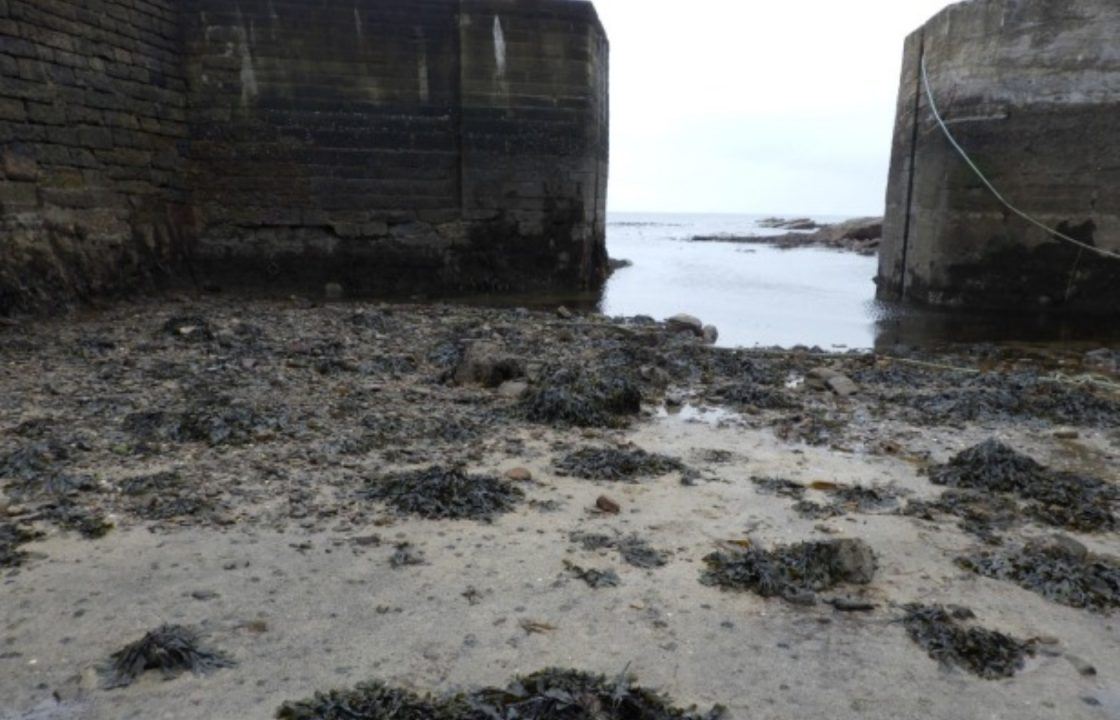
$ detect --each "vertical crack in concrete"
[900,30,926,300]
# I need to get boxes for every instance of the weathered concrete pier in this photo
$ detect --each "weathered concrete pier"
[878,0,1120,314]
[0,0,609,312]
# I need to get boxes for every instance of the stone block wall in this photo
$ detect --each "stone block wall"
[878,0,1120,314]
[0,0,190,312]
[184,0,609,296]
[0,0,608,311]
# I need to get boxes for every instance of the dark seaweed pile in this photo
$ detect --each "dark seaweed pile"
[276,668,725,720]
[554,447,688,482]
[701,539,876,603]
[710,382,798,411]
[123,398,288,449]
[522,368,642,428]
[929,440,1117,532]
[0,522,43,568]
[958,541,1120,611]
[364,466,525,522]
[906,374,1120,427]
[753,478,905,519]
[901,604,1035,679]
[39,500,113,539]
[571,532,669,569]
[102,624,235,689]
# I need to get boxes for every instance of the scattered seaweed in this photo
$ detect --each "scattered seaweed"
[823,484,907,514]
[564,561,621,589]
[102,624,235,689]
[900,604,1035,679]
[123,399,288,449]
[522,367,642,428]
[389,543,426,568]
[929,440,1117,532]
[701,539,876,603]
[570,532,669,569]
[750,476,806,499]
[276,668,725,720]
[554,447,688,482]
[902,490,1020,544]
[771,481,904,520]
[773,412,842,447]
[958,537,1120,611]
[0,522,43,568]
[42,501,113,539]
[364,466,525,522]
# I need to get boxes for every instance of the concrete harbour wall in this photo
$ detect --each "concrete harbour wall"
[878,0,1120,314]
[0,0,609,312]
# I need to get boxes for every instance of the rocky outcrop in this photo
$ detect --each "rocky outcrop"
[691,217,883,255]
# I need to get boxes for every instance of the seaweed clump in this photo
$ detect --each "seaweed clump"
[571,532,669,569]
[522,368,642,428]
[0,522,43,568]
[902,490,1020,545]
[750,476,805,499]
[564,561,621,589]
[701,539,876,603]
[958,537,1120,611]
[102,625,235,689]
[554,447,688,482]
[364,466,525,522]
[901,604,1035,679]
[276,668,725,720]
[929,440,1117,532]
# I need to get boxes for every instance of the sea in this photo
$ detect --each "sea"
[602,213,874,349]
[456,212,1120,351]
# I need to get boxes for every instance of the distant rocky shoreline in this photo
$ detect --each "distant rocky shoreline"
[691,217,883,255]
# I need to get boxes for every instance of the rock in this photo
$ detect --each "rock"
[666,314,704,337]
[453,342,525,388]
[596,495,621,514]
[701,325,719,345]
[505,467,533,482]
[497,380,529,399]
[830,538,877,584]
[324,282,344,300]
[1028,534,1089,562]
[826,374,859,397]
[556,306,573,320]
[1066,654,1097,677]
[1053,427,1080,440]
[805,367,858,396]
[1,145,40,182]
[805,366,841,390]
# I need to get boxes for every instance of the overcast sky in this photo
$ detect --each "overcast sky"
[592,0,955,216]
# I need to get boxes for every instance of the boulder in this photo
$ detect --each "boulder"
[453,342,525,388]
[702,325,719,345]
[497,380,529,399]
[830,538,877,584]
[667,313,704,337]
